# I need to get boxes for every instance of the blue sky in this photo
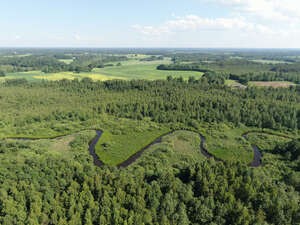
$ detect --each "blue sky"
[1,0,300,48]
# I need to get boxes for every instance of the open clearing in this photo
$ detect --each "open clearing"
[249,81,295,88]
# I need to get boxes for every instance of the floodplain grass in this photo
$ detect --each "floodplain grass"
[95,119,170,166]
[199,123,299,164]
[246,133,291,153]
[2,115,298,167]
[245,132,299,181]
[3,130,96,161]
[199,123,254,164]
[131,130,206,167]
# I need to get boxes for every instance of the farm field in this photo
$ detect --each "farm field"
[250,59,292,64]
[1,58,203,82]
[249,81,295,88]
[58,59,73,64]
[94,60,203,80]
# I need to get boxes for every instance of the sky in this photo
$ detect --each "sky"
[1,0,300,48]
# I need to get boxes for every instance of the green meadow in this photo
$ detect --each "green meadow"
[130,130,206,168]
[94,60,203,80]
[1,58,203,82]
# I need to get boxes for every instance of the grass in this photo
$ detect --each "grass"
[248,81,295,88]
[2,114,298,167]
[225,79,242,86]
[199,123,254,164]
[95,118,170,166]
[246,133,291,152]
[199,123,299,164]
[3,130,96,160]
[129,130,205,167]
[245,132,298,180]
[94,60,203,80]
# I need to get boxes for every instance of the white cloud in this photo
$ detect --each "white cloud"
[74,34,81,41]
[166,15,273,33]
[132,1,300,47]
[132,15,274,38]
[210,0,300,22]
[131,24,170,36]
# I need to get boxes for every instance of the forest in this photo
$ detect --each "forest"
[0,49,300,225]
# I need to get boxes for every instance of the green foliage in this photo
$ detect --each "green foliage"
[275,138,300,161]
[0,70,5,77]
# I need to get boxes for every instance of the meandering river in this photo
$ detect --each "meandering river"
[8,129,289,168]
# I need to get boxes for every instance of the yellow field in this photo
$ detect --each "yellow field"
[33,71,125,81]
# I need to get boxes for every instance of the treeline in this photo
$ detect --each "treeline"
[0,55,66,72]
[157,64,211,73]
[0,54,129,74]
[140,56,164,61]
[270,63,300,73]
[229,72,300,84]
[157,60,270,75]
[2,78,300,131]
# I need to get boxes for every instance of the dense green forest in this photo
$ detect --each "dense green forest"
[1,49,300,224]
[1,76,300,224]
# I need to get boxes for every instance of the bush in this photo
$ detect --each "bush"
[0,70,5,77]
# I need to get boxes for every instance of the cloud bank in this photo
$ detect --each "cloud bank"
[132,0,300,48]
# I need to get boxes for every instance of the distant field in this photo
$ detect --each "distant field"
[249,81,295,88]
[94,59,203,80]
[0,71,125,82]
[250,59,291,64]
[2,58,203,81]
[58,59,73,64]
